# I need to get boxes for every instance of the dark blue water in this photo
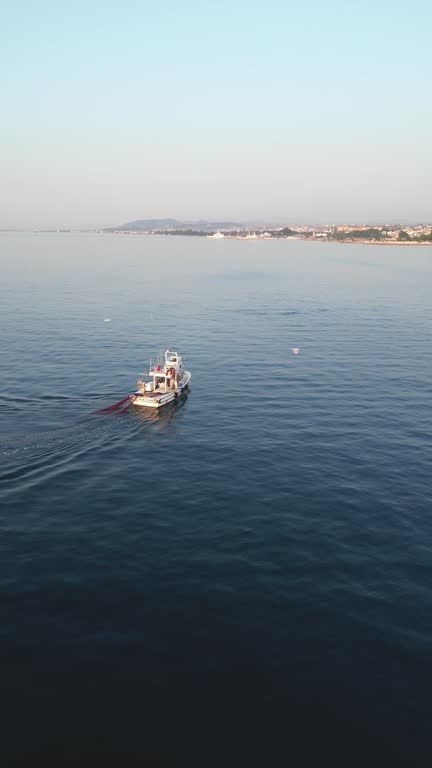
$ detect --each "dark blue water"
[1,233,431,762]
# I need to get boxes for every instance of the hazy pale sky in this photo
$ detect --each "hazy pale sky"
[1,0,431,227]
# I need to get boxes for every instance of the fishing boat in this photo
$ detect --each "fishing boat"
[131,350,191,409]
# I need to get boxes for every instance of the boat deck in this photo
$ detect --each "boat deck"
[135,390,174,399]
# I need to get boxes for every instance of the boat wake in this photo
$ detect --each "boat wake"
[0,391,190,496]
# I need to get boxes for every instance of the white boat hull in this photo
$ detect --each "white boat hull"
[132,371,191,409]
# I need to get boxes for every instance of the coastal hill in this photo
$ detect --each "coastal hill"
[104,218,241,233]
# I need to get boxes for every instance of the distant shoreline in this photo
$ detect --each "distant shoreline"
[1,230,431,246]
[102,231,432,245]
[332,239,432,246]
[101,219,432,244]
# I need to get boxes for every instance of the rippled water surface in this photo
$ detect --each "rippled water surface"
[1,233,432,760]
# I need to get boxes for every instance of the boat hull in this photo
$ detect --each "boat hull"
[133,391,176,408]
[132,372,191,409]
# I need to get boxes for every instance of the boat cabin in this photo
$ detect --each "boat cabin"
[137,350,184,395]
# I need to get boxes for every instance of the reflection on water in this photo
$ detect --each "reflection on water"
[131,389,190,432]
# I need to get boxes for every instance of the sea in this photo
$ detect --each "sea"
[1,232,431,763]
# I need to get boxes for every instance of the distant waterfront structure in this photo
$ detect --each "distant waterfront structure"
[208,232,225,239]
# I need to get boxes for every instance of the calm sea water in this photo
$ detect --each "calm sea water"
[1,233,431,761]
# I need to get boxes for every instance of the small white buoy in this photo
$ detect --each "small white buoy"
[104,318,112,323]
[292,347,300,355]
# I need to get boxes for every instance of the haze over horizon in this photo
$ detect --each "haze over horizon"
[2,0,431,229]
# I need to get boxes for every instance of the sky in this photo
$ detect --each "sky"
[1,0,431,228]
